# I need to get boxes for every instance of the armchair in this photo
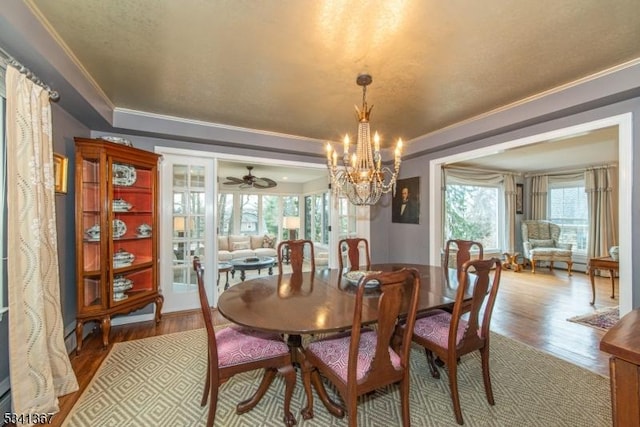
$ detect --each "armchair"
[521,220,573,275]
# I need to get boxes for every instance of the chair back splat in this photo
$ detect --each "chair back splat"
[338,237,371,271]
[192,257,296,427]
[412,257,502,425]
[277,239,315,276]
[443,239,483,271]
[301,268,421,426]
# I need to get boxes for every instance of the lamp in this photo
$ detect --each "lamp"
[283,216,300,240]
[326,74,403,206]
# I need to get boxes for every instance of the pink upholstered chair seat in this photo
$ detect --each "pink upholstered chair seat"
[413,310,468,349]
[217,326,291,367]
[306,330,401,382]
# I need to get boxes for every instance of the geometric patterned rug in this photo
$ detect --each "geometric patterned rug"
[62,329,611,426]
[567,306,619,331]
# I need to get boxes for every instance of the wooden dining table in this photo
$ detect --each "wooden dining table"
[217,263,461,418]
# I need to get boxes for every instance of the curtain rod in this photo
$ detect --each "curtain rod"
[524,163,617,178]
[443,164,521,176]
[0,46,59,101]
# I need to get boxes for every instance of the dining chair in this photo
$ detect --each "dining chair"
[411,257,502,425]
[277,239,315,275]
[192,257,297,427]
[443,239,484,272]
[300,268,421,426]
[338,237,371,271]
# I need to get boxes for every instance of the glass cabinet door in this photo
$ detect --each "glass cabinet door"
[111,160,155,304]
[80,157,104,310]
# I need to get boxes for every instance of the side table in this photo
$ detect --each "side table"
[587,256,618,305]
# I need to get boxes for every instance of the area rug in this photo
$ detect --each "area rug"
[568,306,619,331]
[63,329,611,426]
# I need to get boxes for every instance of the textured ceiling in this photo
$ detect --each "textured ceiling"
[27,0,640,149]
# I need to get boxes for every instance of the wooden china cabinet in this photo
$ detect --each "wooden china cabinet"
[74,137,163,353]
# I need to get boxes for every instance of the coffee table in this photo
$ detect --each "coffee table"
[230,256,275,281]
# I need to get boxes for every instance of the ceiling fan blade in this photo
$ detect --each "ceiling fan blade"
[253,178,277,189]
[239,182,253,189]
[223,177,243,185]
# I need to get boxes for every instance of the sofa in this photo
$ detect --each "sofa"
[218,234,278,262]
[521,220,573,275]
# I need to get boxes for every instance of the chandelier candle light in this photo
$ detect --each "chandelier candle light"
[326,74,403,206]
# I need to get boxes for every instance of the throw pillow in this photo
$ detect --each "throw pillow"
[529,239,554,249]
[231,242,250,251]
[263,235,276,248]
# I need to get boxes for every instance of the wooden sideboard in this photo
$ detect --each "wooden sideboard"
[600,308,640,426]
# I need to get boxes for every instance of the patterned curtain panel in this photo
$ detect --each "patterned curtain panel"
[585,167,616,258]
[6,66,78,418]
[529,175,548,220]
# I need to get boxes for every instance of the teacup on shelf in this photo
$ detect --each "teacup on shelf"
[112,198,133,212]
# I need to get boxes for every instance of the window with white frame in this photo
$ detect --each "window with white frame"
[218,192,299,240]
[444,183,501,250]
[548,181,588,254]
[304,192,329,245]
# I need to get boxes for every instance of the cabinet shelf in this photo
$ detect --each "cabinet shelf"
[75,137,163,354]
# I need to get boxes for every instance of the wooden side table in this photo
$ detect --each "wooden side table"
[587,256,618,305]
[600,309,640,426]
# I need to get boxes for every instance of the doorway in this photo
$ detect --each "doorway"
[429,113,633,315]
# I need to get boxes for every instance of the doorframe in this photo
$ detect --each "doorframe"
[429,113,633,315]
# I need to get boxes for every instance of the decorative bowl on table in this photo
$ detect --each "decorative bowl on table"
[343,270,382,288]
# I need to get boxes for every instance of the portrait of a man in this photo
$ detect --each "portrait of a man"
[392,177,420,224]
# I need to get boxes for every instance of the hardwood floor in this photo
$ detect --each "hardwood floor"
[46,268,617,426]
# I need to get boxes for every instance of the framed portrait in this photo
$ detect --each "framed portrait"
[392,177,420,224]
[53,153,68,194]
[516,183,523,214]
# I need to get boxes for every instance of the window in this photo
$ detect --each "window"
[337,196,356,239]
[218,192,299,239]
[304,192,329,245]
[444,183,501,250]
[548,182,588,254]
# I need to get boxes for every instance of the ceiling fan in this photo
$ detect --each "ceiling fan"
[223,166,277,189]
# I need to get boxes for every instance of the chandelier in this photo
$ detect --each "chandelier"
[326,74,403,206]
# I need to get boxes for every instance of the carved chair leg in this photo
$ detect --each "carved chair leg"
[425,349,440,379]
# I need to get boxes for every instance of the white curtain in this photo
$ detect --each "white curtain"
[6,66,78,419]
[443,167,516,252]
[585,167,616,258]
[529,175,548,220]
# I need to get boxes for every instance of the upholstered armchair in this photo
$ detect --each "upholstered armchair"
[521,220,573,275]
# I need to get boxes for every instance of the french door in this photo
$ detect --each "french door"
[159,152,216,313]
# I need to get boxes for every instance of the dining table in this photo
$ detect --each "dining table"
[217,263,461,418]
